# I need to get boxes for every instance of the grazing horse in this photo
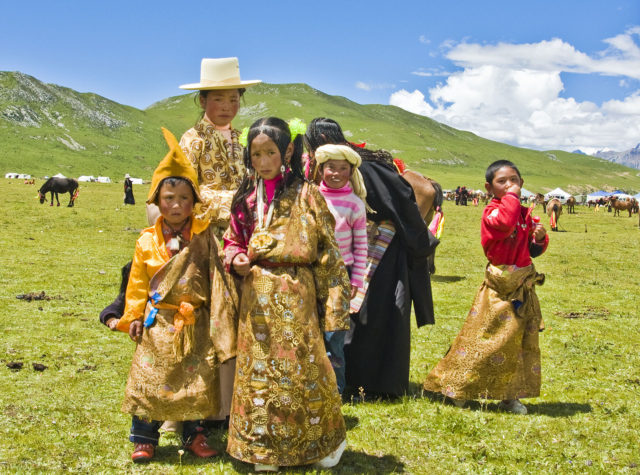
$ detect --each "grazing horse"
[566,196,576,214]
[399,169,444,274]
[38,177,79,207]
[546,198,562,231]
[534,193,546,208]
[609,196,634,217]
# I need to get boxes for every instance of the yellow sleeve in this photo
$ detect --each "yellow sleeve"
[309,185,351,331]
[116,239,150,333]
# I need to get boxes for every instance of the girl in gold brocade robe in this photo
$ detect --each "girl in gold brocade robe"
[223,118,351,472]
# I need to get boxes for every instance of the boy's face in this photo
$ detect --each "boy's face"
[485,166,523,199]
[200,89,240,128]
[321,159,352,189]
[158,181,194,226]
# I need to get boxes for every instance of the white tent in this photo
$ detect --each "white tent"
[544,187,572,203]
[586,190,610,202]
[520,187,535,199]
[96,176,111,183]
[5,173,19,178]
[53,173,66,178]
[78,175,95,182]
[611,191,633,200]
[130,177,144,185]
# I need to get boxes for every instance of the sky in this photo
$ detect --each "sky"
[1,0,639,154]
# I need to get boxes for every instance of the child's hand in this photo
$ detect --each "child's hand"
[233,253,251,276]
[507,182,522,196]
[106,317,120,331]
[533,224,547,243]
[129,320,143,342]
[350,285,358,300]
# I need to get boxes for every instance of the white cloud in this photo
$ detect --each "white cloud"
[411,68,452,77]
[419,35,430,45]
[389,28,640,152]
[356,81,395,91]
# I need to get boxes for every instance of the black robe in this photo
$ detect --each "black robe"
[344,160,438,398]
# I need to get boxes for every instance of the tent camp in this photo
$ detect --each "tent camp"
[5,173,19,178]
[130,177,144,185]
[544,187,571,203]
[78,176,95,182]
[586,190,610,202]
[96,176,111,183]
[520,187,535,200]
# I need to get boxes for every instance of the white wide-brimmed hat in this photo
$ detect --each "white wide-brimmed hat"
[179,57,261,90]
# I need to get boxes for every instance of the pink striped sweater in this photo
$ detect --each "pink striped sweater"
[318,181,367,290]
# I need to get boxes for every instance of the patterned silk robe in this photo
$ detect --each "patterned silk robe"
[117,216,238,421]
[424,263,544,400]
[223,179,351,466]
[180,118,245,237]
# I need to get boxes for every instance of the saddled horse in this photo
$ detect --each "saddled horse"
[566,196,576,214]
[609,196,634,217]
[546,198,562,231]
[38,177,79,207]
[399,169,444,274]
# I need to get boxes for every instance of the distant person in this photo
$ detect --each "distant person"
[116,128,236,463]
[424,159,548,414]
[314,143,369,395]
[123,174,135,205]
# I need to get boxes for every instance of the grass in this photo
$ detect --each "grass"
[0,179,639,473]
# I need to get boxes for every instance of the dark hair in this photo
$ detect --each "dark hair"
[194,88,246,123]
[485,160,522,184]
[154,177,197,205]
[304,117,394,167]
[230,117,305,227]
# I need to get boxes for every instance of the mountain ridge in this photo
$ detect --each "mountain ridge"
[1,71,639,193]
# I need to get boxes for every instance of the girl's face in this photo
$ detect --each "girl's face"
[200,89,240,128]
[321,159,352,189]
[250,133,292,180]
[486,166,523,199]
[158,181,194,226]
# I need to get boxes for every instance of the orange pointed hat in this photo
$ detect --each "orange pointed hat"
[147,127,201,204]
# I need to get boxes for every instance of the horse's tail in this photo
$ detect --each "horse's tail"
[430,179,444,210]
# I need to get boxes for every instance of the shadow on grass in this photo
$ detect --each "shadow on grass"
[431,275,465,283]
[419,390,592,417]
[222,449,405,474]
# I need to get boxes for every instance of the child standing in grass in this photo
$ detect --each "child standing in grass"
[223,117,350,472]
[116,128,236,463]
[314,144,368,394]
[424,160,548,414]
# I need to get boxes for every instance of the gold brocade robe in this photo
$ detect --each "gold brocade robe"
[117,216,238,421]
[424,264,544,401]
[180,118,245,237]
[223,179,351,466]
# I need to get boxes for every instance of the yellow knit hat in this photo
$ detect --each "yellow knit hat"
[315,144,370,210]
[146,127,201,204]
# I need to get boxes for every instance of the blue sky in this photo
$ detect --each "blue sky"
[1,0,639,153]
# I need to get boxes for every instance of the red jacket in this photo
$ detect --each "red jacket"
[481,192,549,267]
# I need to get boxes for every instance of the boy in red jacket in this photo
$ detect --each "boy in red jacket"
[424,160,548,414]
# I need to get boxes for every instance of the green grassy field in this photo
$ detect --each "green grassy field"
[0,179,639,474]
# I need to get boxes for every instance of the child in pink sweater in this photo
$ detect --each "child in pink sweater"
[315,144,369,394]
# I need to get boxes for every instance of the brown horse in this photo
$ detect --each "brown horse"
[400,169,444,274]
[546,198,562,231]
[609,196,634,217]
[566,196,576,214]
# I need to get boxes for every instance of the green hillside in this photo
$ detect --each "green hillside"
[2,72,639,193]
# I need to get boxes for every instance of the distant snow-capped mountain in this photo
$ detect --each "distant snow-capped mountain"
[594,143,640,170]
